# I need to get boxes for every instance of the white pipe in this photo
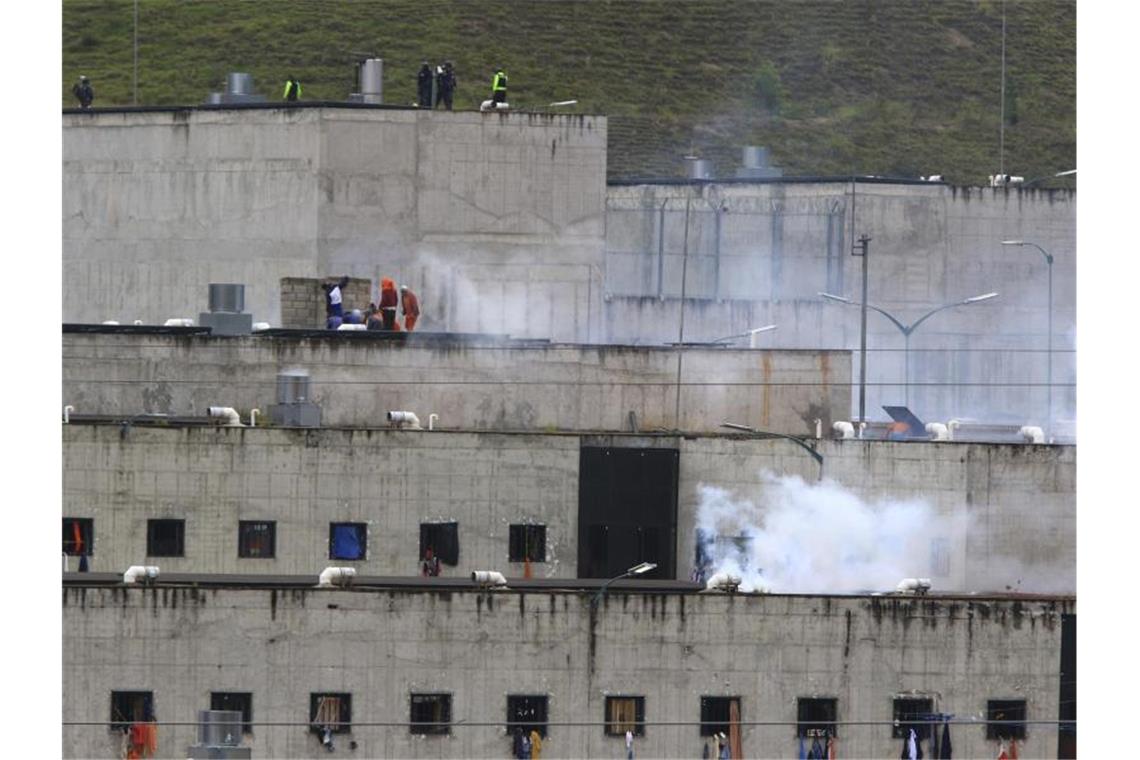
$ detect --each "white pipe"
[249,409,260,427]
[387,411,422,429]
[318,567,357,587]
[704,572,742,592]
[252,322,271,332]
[428,413,439,431]
[207,406,243,427]
[858,422,867,439]
[133,319,143,326]
[123,565,160,584]
[895,577,932,594]
[925,422,949,441]
[337,323,367,331]
[947,419,962,441]
[471,570,507,586]
[63,405,74,424]
[163,318,195,327]
[1020,425,1045,444]
[831,421,854,440]
[101,320,120,325]
[63,553,68,572]
[814,418,822,440]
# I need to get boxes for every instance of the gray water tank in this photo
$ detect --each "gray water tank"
[685,157,713,180]
[360,59,383,103]
[197,710,242,746]
[226,73,254,96]
[742,146,769,168]
[208,284,246,314]
[277,370,311,404]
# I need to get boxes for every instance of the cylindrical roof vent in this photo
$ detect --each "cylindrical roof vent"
[742,146,769,168]
[685,157,713,180]
[277,370,311,404]
[207,284,245,314]
[226,72,254,95]
[360,59,383,103]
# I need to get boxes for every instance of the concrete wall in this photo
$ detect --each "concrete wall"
[604,182,1077,429]
[61,333,850,436]
[62,584,1072,759]
[62,425,1075,591]
[63,107,608,341]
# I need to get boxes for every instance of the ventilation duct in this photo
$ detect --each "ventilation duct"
[349,58,384,104]
[684,156,713,180]
[199,283,253,335]
[205,72,266,105]
[269,370,321,427]
[735,145,783,179]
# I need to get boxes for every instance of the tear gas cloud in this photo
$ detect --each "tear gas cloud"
[695,472,1075,594]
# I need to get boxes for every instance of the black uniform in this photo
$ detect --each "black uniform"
[435,62,456,111]
[72,78,94,108]
[417,63,433,108]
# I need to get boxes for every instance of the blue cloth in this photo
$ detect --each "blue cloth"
[939,722,952,759]
[798,736,806,760]
[331,525,363,559]
[808,737,825,759]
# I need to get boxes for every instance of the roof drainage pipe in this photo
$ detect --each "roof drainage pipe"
[206,407,243,426]
[387,411,422,429]
[122,566,160,584]
[318,567,357,587]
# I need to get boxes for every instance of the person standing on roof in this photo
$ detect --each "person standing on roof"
[417,61,434,108]
[435,61,456,110]
[72,75,94,108]
[400,285,421,331]
[379,277,400,330]
[490,66,508,105]
[323,276,349,320]
[283,76,302,102]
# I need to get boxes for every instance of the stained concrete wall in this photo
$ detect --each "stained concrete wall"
[605,182,1077,429]
[61,333,850,436]
[63,107,608,342]
[61,425,1075,592]
[62,584,1072,759]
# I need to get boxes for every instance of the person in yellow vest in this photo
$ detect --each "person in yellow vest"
[283,77,302,102]
[490,67,508,104]
[529,728,542,759]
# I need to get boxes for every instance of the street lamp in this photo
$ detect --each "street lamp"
[592,561,658,607]
[711,324,778,347]
[720,422,824,481]
[819,291,999,408]
[1002,240,1055,435]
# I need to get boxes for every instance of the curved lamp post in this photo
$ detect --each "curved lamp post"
[720,422,824,481]
[1002,240,1055,435]
[592,561,658,607]
[711,324,778,347]
[819,291,999,408]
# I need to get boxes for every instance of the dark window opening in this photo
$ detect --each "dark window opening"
[410,693,451,735]
[892,697,934,740]
[1058,614,1076,759]
[329,523,367,560]
[147,519,185,557]
[63,517,93,556]
[419,522,459,566]
[507,695,548,738]
[210,692,253,735]
[699,696,740,737]
[310,693,352,734]
[987,699,1027,740]
[605,696,645,737]
[238,521,276,559]
[110,691,154,731]
[796,697,837,738]
[509,524,547,563]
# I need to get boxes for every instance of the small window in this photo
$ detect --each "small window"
[892,697,934,740]
[507,695,548,738]
[210,692,253,735]
[987,699,1027,740]
[238,521,276,559]
[310,693,352,734]
[605,695,645,737]
[147,519,185,557]
[329,523,367,560]
[509,524,547,562]
[110,691,154,731]
[930,538,951,576]
[796,697,837,738]
[410,693,451,735]
[420,522,459,566]
[699,696,741,737]
[63,517,93,556]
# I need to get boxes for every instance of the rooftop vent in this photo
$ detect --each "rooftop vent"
[349,58,384,104]
[199,283,253,335]
[205,72,267,105]
[269,370,321,427]
[684,156,714,180]
[735,145,783,179]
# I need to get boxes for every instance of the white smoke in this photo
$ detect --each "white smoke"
[693,473,968,594]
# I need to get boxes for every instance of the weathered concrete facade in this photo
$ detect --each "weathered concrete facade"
[61,332,850,435]
[62,425,1075,592]
[605,181,1077,428]
[62,583,1072,759]
[63,107,608,341]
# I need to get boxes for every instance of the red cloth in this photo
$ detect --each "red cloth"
[379,279,398,309]
[1009,739,1018,759]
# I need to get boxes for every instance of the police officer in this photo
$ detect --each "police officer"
[72,75,94,108]
[283,77,302,102]
[490,66,507,105]
[417,61,434,108]
[435,61,456,111]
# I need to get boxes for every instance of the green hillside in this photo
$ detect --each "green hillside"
[62,0,1075,185]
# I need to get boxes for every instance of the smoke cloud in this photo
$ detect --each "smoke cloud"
[694,473,969,594]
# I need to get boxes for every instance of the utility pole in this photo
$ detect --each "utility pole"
[674,192,693,430]
[133,0,139,105]
[853,234,871,430]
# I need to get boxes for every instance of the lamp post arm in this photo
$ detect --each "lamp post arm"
[1023,242,1054,265]
[862,303,910,335]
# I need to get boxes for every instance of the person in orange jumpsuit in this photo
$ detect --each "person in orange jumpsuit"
[400,285,421,331]
[378,278,399,331]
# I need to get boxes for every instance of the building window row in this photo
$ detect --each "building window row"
[66,518,548,564]
[108,690,1028,740]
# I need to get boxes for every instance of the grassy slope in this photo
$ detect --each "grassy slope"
[62,0,1075,184]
